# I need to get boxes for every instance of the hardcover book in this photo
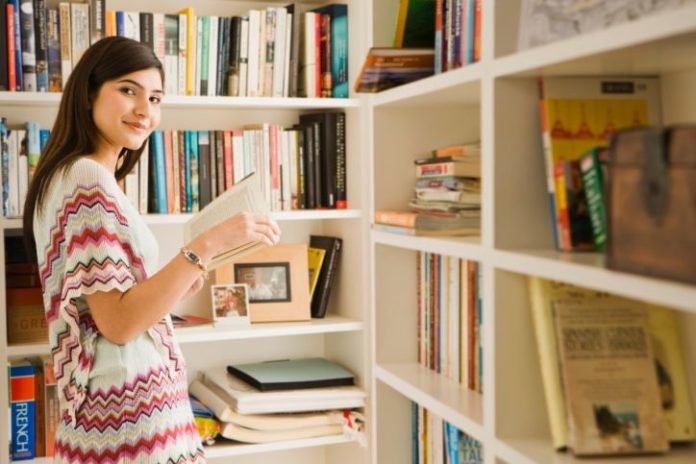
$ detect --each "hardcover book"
[309,235,342,318]
[553,299,668,455]
[226,357,354,391]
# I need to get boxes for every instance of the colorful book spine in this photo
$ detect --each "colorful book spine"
[579,147,607,250]
[10,362,37,461]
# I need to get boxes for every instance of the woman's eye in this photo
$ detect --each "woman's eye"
[120,87,135,96]
[150,95,161,104]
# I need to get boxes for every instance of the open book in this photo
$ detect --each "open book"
[183,173,271,270]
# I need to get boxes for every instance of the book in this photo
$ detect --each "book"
[219,420,344,443]
[375,210,480,233]
[170,313,213,328]
[527,277,696,450]
[354,47,434,93]
[394,0,435,48]
[190,379,357,430]
[308,235,342,318]
[307,246,326,298]
[202,366,366,414]
[579,147,608,250]
[538,76,661,251]
[183,172,271,270]
[553,299,668,455]
[416,160,480,179]
[226,357,354,391]
[10,361,36,460]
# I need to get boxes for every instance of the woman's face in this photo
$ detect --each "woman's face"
[91,67,163,155]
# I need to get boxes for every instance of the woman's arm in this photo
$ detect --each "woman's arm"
[85,212,280,344]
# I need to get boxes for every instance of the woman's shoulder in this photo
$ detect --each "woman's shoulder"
[61,157,121,194]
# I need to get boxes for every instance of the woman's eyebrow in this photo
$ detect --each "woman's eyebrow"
[117,78,164,93]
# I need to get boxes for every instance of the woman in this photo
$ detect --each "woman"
[23,37,280,463]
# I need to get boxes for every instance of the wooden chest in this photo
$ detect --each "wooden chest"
[606,126,696,284]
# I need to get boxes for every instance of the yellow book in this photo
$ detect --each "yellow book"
[307,247,326,299]
[105,10,116,37]
[528,277,696,449]
[646,305,696,441]
[177,7,196,95]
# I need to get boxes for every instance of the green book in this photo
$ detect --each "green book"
[579,147,608,250]
[394,0,435,48]
[227,358,354,391]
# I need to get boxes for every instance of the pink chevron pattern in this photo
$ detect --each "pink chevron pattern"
[35,160,204,463]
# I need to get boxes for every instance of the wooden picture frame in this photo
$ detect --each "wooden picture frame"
[214,243,311,323]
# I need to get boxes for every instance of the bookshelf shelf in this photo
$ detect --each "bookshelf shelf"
[0,210,363,229]
[6,316,364,358]
[0,92,360,110]
[493,3,696,77]
[375,363,485,442]
[372,229,486,262]
[175,315,364,344]
[371,63,483,108]
[497,438,696,464]
[203,435,356,458]
[493,249,696,314]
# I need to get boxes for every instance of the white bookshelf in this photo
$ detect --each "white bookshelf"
[0,0,371,463]
[369,1,696,464]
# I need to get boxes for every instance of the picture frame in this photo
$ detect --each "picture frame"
[214,243,311,323]
[210,283,251,325]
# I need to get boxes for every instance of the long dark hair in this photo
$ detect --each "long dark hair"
[23,36,163,261]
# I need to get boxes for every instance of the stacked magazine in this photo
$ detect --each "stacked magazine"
[193,358,366,444]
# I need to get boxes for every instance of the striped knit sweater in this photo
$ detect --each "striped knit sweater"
[34,157,204,463]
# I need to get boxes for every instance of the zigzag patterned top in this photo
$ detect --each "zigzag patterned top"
[34,158,205,463]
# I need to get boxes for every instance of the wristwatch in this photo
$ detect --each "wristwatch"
[180,247,209,279]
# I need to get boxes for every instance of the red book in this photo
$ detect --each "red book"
[223,130,233,190]
[7,3,17,91]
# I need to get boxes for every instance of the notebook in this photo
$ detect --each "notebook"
[226,357,354,391]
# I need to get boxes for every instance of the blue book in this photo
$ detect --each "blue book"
[190,131,199,212]
[151,131,167,213]
[466,0,475,64]
[116,11,125,37]
[445,422,460,464]
[184,131,192,212]
[40,129,50,151]
[10,363,36,461]
[312,4,348,98]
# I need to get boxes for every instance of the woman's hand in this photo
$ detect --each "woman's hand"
[191,212,282,264]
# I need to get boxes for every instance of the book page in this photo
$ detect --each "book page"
[184,173,271,270]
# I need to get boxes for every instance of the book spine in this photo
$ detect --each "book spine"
[554,160,571,251]
[153,130,167,214]
[70,3,89,67]
[198,130,211,209]
[176,14,186,95]
[330,5,348,98]
[46,8,61,92]
[10,364,36,460]
[32,0,48,91]
[335,112,346,208]
[312,238,341,318]
[58,2,70,86]
[89,0,104,44]
[25,121,40,180]
[0,3,9,91]
[163,14,178,96]
[139,12,153,49]
[20,0,37,91]
[10,0,24,90]
[374,210,416,228]
[580,149,607,250]
[317,12,331,97]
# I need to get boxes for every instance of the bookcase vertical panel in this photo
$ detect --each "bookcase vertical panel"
[374,244,418,365]
[493,77,553,250]
[376,380,413,464]
[373,106,480,213]
[494,269,550,442]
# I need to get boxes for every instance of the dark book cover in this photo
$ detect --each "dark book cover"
[46,7,61,92]
[216,16,229,96]
[289,126,306,209]
[285,4,301,97]
[227,357,354,391]
[33,0,48,91]
[88,0,104,44]
[139,12,153,50]
[198,130,211,209]
[19,0,37,91]
[215,129,225,196]
[299,112,339,209]
[0,1,8,90]
[227,16,241,96]
[148,137,158,213]
[292,124,316,209]
[309,235,342,318]
[335,111,346,208]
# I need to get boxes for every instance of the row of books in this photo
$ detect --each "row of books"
[0,111,347,217]
[190,358,366,444]
[528,278,696,456]
[412,403,482,464]
[0,1,349,98]
[417,253,482,393]
[538,76,661,252]
[8,356,59,460]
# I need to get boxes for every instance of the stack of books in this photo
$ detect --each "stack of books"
[374,142,481,236]
[194,358,366,444]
